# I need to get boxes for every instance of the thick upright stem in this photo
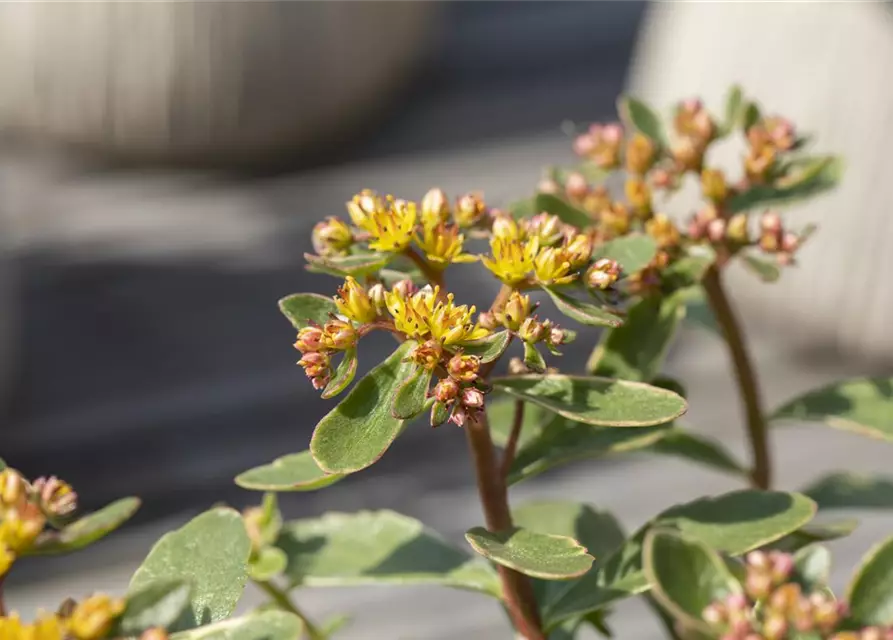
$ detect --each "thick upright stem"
[255,580,324,640]
[465,412,545,640]
[702,265,771,489]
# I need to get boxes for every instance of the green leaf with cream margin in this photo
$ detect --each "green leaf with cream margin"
[465,527,593,580]
[457,331,511,363]
[129,508,252,631]
[304,252,392,278]
[275,510,501,597]
[726,155,843,214]
[25,497,141,556]
[535,193,591,228]
[169,611,303,640]
[115,580,193,636]
[847,535,893,627]
[493,374,687,427]
[618,96,669,149]
[770,377,893,441]
[587,294,686,381]
[644,529,742,634]
[311,341,418,474]
[278,293,337,330]
[802,472,893,511]
[592,234,659,278]
[543,286,623,328]
[236,451,344,492]
[543,490,816,630]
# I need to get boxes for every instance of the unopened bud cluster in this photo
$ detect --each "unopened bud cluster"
[431,353,486,428]
[490,291,573,357]
[0,467,78,578]
[700,550,881,640]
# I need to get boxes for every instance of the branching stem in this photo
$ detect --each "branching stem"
[255,579,324,640]
[702,265,771,489]
[465,411,545,640]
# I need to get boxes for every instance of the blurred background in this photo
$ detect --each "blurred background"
[2,2,892,638]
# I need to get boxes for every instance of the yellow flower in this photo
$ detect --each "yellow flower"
[385,286,489,345]
[312,217,353,256]
[0,503,45,554]
[69,595,125,640]
[533,246,575,286]
[421,188,450,229]
[0,612,66,640]
[491,215,523,242]
[563,234,593,269]
[0,469,26,509]
[454,193,486,228]
[624,177,652,218]
[495,291,531,332]
[0,544,13,577]
[346,191,417,253]
[645,213,681,249]
[414,223,477,268]
[481,237,538,285]
[334,277,377,324]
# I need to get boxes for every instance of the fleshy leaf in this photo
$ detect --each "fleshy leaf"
[727,156,844,214]
[513,501,626,604]
[802,472,893,510]
[847,536,893,626]
[792,544,831,592]
[278,294,337,330]
[493,374,687,427]
[430,401,450,428]
[508,197,538,220]
[770,377,893,441]
[592,234,659,277]
[661,249,716,290]
[644,428,749,478]
[169,611,302,640]
[587,295,685,381]
[465,527,593,580]
[741,254,781,283]
[767,518,860,553]
[549,163,609,186]
[321,349,358,399]
[276,510,501,597]
[508,416,668,485]
[456,331,511,363]
[535,193,591,228]
[235,451,343,492]
[618,96,668,148]
[392,366,433,420]
[644,529,741,633]
[304,252,391,278]
[544,490,816,629]
[676,287,720,336]
[26,497,141,556]
[248,547,288,582]
[523,342,547,373]
[0,458,5,471]
[115,580,193,636]
[311,341,417,474]
[543,287,623,328]
[743,102,761,131]
[129,508,251,631]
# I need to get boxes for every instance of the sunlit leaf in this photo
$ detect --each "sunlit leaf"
[235,451,343,493]
[115,580,193,636]
[26,498,141,556]
[129,508,251,631]
[770,377,893,441]
[466,527,593,580]
[592,234,659,277]
[276,510,500,597]
[311,342,417,474]
[304,252,391,278]
[741,254,781,283]
[535,193,591,228]
[618,96,668,148]
[169,611,302,640]
[847,536,893,626]
[493,374,687,428]
[792,544,831,592]
[321,349,358,399]
[523,342,547,373]
[278,294,337,330]
[644,428,748,478]
[543,286,624,328]
[727,156,844,214]
[802,472,893,510]
[456,331,511,363]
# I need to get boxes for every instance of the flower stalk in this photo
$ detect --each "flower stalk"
[702,265,771,489]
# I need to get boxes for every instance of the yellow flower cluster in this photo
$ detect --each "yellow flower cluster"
[385,285,489,346]
[0,469,45,578]
[341,188,479,267]
[481,213,592,286]
[0,595,125,640]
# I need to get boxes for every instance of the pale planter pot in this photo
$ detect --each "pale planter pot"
[628,2,893,361]
[0,2,438,165]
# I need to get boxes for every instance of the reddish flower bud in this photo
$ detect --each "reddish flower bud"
[565,172,589,200]
[294,325,325,353]
[461,387,485,409]
[447,354,481,383]
[433,378,460,403]
[707,218,727,244]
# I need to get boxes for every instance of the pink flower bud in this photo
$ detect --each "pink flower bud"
[601,123,623,144]
[781,231,799,254]
[573,134,596,157]
[537,178,560,194]
[707,218,727,243]
[565,172,589,200]
[461,387,485,409]
[433,378,460,403]
[761,212,783,233]
[392,279,418,299]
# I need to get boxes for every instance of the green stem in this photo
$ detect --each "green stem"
[466,410,545,640]
[702,265,771,489]
[255,580,324,640]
